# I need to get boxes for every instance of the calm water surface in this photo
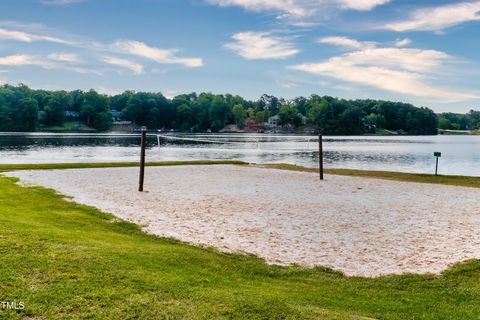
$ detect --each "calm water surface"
[1,133,479,176]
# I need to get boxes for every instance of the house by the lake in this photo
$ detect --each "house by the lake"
[299,114,308,125]
[111,110,123,122]
[267,115,280,129]
[245,119,264,133]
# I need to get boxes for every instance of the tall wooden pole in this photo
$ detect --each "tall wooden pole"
[319,134,324,180]
[138,127,147,192]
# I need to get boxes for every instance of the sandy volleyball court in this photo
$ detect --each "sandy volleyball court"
[6,165,480,277]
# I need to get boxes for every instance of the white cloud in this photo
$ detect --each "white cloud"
[384,1,480,32]
[225,31,299,59]
[317,36,376,49]
[394,38,411,47]
[339,48,449,72]
[96,87,123,96]
[290,39,480,101]
[0,54,101,75]
[337,0,389,11]
[100,56,144,75]
[208,0,389,24]
[47,53,80,63]
[161,88,181,100]
[112,40,203,68]
[0,21,203,71]
[0,55,39,66]
[209,0,307,18]
[320,36,413,50]
[0,27,72,44]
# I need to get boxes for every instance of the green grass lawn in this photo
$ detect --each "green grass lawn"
[0,160,247,172]
[1,161,480,319]
[254,163,480,189]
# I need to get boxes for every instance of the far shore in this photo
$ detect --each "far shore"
[2,129,480,136]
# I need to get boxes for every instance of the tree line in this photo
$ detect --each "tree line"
[438,111,480,131]
[0,84,477,134]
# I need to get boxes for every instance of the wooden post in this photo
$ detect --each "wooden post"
[434,152,441,176]
[138,127,147,192]
[319,134,324,180]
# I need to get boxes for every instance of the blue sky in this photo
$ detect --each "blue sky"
[0,0,479,112]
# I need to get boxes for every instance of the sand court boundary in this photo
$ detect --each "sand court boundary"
[6,165,480,277]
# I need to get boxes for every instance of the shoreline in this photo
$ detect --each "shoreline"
[4,130,480,136]
[1,160,480,188]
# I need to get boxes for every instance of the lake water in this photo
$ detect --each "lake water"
[1,133,479,176]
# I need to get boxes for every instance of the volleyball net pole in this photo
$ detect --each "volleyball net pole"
[139,126,147,192]
[319,133,324,180]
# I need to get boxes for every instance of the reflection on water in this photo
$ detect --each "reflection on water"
[0,133,479,176]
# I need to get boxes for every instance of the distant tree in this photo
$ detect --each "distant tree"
[0,105,13,131]
[278,105,301,126]
[0,83,468,135]
[365,113,386,128]
[191,93,211,131]
[306,98,329,129]
[405,112,419,133]
[70,90,85,112]
[176,103,193,131]
[94,112,112,131]
[405,108,437,134]
[208,95,231,132]
[373,102,401,130]
[466,110,480,130]
[16,98,39,131]
[337,106,365,135]
[32,90,50,111]
[232,104,247,128]
[80,90,110,130]
[438,112,466,130]
[260,94,279,116]
[246,107,255,119]
[110,91,134,112]
[438,117,453,130]
[123,92,171,129]
[154,93,173,129]
[254,110,268,123]
[44,92,69,125]
[293,96,307,115]
[0,88,14,131]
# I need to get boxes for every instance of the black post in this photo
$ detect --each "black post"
[139,127,147,192]
[433,152,441,176]
[319,134,324,180]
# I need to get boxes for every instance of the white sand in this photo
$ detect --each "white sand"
[5,165,480,277]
